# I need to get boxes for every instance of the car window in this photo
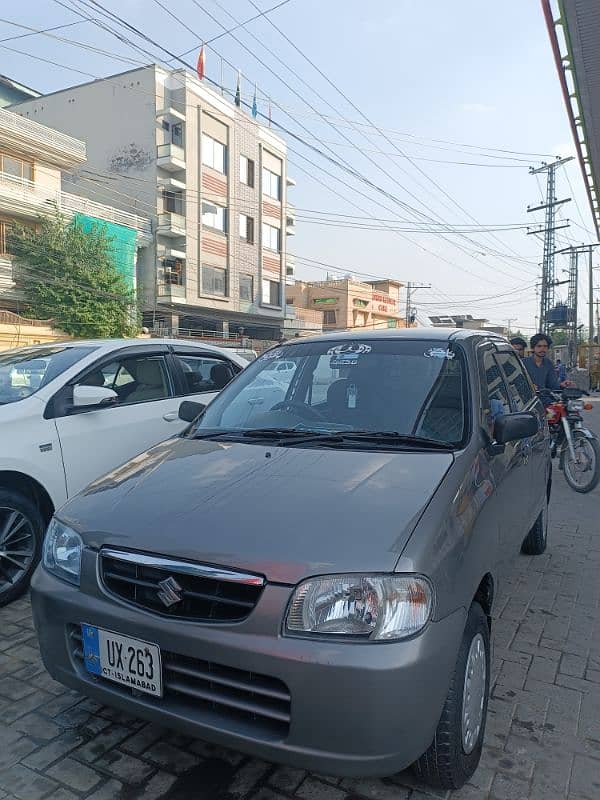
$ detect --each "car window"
[0,346,95,405]
[79,355,171,405]
[480,348,510,434]
[496,351,535,411]
[196,339,468,447]
[174,355,235,395]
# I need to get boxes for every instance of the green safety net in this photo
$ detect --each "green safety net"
[73,213,138,290]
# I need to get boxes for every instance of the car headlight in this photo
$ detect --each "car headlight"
[285,574,433,641]
[43,518,83,586]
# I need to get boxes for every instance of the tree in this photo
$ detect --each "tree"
[8,211,138,339]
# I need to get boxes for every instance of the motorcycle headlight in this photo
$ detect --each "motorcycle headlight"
[43,518,83,586]
[567,399,584,412]
[285,574,433,641]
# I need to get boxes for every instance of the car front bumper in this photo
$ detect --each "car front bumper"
[31,556,466,777]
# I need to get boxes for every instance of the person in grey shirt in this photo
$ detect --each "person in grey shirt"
[523,333,572,392]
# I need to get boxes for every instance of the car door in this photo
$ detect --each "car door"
[495,348,547,531]
[478,343,529,563]
[169,348,239,408]
[50,347,179,497]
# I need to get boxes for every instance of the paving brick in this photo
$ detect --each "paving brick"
[340,777,410,799]
[85,779,123,800]
[188,739,245,765]
[268,765,306,793]
[71,724,129,762]
[12,712,62,741]
[0,764,59,800]
[44,790,78,800]
[95,749,155,784]
[228,759,271,796]
[296,777,347,800]
[490,772,530,800]
[0,676,37,701]
[140,771,178,800]
[0,735,38,769]
[0,689,51,722]
[560,653,588,678]
[22,733,85,771]
[568,754,600,800]
[144,741,200,774]
[46,756,103,792]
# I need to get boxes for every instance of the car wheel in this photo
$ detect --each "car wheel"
[521,500,548,555]
[413,602,490,790]
[0,489,44,607]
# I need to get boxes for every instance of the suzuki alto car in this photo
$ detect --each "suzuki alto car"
[31,329,551,790]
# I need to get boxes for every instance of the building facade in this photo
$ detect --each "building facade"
[12,65,295,341]
[0,108,151,312]
[428,315,508,336]
[0,75,39,109]
[287,277,406,331]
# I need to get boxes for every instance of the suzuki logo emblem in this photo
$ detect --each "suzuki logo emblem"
[157,576,183,608]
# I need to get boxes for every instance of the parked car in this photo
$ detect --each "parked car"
[0,338,246,606]
[30,329,551,790]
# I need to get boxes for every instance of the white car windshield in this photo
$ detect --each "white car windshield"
[193,339,468,447]
[0,346,94,405]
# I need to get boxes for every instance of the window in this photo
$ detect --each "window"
[496,351,535,411]
[163,258,183,286]
[323,310,337,325]
[262,223,281,252]
[262,167,281,200]
[239,214,254,243]
[174,355,235,395]
[239,274,254,302]
[201,133,227,173]
[0,152,33,182]
[202,265,227,296]
[202,202,227,232]
[84,355,171,405]
[0,346,95,405]
[262,278,281,306]
[163,189,184,215]
[481,348,510,433]
[240,155,255,187]
[171,123,183,147]
[0,220,8,255]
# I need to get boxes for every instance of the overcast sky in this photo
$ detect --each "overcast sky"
[2,0,595,331]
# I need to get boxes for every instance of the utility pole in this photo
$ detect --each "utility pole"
[505,318,516,336]
[404,281,430,327]
[527,157,573,334]
[555,243,599,370]
[589,246,594,372]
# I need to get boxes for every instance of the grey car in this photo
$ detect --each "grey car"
[31,329,551,790]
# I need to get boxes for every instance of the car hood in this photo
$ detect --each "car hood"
[61,437,454,584]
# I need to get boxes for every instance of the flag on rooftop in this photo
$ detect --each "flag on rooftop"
[196,46,205,81]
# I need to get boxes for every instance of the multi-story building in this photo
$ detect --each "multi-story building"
[287,277,406,331]
[428,314,508,336]
[0,74,39,108]
[0,108,151,312]
[12,65,295,341]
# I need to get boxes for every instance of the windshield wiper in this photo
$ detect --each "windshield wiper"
[192,428,343,444]
[338,432,456,451]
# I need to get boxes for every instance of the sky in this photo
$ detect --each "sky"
[1,0,596,332]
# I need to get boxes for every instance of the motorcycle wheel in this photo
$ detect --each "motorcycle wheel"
[561,432,600,493]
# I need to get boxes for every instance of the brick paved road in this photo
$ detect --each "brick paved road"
[1,403,600,800]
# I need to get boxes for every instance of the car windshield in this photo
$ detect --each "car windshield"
[0,346,94,405]
[193,338,468,448]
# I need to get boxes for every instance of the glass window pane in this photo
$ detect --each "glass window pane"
[202,265,226,296]
[176,355,234,395]
[2,156,22,178]
[240,275,253,301]
[496,352,534,410]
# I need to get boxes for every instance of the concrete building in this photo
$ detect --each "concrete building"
[428,314,508,337]
[12,65,295,341]
[0,108,151,312]
[287,277,405,331]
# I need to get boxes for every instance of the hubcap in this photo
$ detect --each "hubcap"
[0,507,35,595]
[461,632,487,754]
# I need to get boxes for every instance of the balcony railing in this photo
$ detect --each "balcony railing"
[157,142,186,172]
[0,108,86,169]
[157,212,186,237]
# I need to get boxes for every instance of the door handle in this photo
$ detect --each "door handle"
[163,411,179,422]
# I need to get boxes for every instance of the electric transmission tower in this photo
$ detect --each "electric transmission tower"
[527,157,573,334]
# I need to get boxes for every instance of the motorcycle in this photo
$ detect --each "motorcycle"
[541,388,600,493]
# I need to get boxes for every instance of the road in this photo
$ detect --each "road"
[1,402,600,800]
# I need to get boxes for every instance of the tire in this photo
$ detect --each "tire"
[521,500,548,555]
[562,432,600,493]
[0,489,44,607]
[413,602,490,791]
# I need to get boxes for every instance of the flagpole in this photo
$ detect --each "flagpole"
[220,58,224,96]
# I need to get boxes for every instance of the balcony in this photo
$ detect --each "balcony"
[286,204,296,236]
[0,108,86,170]
[157,212,186,238]
[158,175,186,192]
[157,282,186,301]
[157,142,186,173]
[285,254,295,285]
[156,106,186,123]
[158,245,186,261]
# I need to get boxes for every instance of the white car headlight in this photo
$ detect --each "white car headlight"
[285,574,433,641]
[43,518,83,586]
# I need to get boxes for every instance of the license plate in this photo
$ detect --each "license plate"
[81,624,162,697]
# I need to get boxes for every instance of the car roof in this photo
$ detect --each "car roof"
[281,327,508,346]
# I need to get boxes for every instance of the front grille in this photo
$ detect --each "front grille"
[100,550,264,622]
[69,626,291,739]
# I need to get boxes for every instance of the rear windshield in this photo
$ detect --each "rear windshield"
[196,339,468,446]
[0,346,94,405]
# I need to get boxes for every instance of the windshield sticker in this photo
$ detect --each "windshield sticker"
[424,347,455,360]
[327,343,372,356]
[260,350,283,360]
[330,353,359,368]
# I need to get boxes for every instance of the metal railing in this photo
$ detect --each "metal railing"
[0,108,86,165]
[0,309,53,327]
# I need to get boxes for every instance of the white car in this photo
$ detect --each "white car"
[0,338,246,605]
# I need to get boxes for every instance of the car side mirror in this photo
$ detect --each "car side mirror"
[494,411,538,445]
[72,385,118,409]
[179,400,206,422]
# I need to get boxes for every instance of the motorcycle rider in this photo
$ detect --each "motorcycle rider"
[510,337,527,358]
[523,333,573,393]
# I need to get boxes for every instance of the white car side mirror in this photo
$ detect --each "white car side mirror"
[73,385,118,408]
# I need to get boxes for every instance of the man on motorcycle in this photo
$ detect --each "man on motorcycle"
[523,333,573,392]
[510,337,527,358]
